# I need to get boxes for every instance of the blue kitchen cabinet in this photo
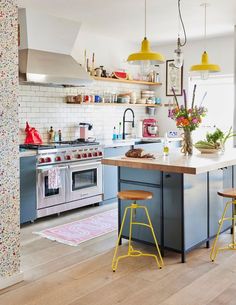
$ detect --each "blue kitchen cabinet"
[103,146,131,203]
[20,156,37,224]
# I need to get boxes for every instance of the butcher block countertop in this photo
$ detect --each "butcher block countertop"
[102,149,236,175]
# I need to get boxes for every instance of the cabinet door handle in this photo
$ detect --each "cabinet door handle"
[165,174,171,178]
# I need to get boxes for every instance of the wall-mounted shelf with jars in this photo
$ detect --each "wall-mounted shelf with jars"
[93,76,162,86]
[66,100,162,108]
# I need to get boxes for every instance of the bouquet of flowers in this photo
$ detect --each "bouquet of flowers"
[169,85,207,154]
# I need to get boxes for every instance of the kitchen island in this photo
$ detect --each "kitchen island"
[102,150,236,262]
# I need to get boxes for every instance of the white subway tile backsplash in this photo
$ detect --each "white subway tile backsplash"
[18,82,150,143]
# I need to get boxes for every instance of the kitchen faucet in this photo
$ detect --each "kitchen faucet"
[122,108,135,140]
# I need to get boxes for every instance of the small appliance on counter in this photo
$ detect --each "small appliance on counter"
[143,118,159,138]
[79,122,93,141]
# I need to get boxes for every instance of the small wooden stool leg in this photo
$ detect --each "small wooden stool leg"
[143,206,164,268]
[210,201,231,262]
[232,203,236,248]
[112,206,129,271]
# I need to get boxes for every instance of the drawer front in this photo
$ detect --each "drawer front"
[120,167,161,185]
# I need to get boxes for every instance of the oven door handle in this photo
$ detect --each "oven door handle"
[69,162,101,169]
[37,166,68,173]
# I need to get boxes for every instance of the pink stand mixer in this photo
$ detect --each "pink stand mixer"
[143,119,159,138]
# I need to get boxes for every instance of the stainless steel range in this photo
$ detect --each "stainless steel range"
[21,141,103,218]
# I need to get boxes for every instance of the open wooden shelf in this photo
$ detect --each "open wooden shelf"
[66,102,162,107]
[93,76,162,86]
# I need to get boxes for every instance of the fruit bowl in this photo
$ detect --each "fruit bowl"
[195,147,221,154]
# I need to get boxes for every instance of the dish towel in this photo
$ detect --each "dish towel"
[48,167,62,189]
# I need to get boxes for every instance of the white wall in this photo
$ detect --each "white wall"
[71,24,139,76]
[18,8,81,54]
[152,35,234,136]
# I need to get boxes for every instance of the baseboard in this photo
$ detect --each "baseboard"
[0,271,24,290]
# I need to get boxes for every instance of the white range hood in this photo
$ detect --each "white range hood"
[18,8,92,86]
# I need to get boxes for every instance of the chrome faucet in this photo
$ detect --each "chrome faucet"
[122,108,135,140]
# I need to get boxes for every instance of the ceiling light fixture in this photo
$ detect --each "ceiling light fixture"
[173,0,187,68]
[127,0,165,72]
[190,3,220,80]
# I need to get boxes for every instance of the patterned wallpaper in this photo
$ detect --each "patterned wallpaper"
[0,0,20,279]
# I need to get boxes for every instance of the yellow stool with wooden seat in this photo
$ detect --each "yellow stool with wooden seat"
[112,190,164,271]
[210,188,236,262]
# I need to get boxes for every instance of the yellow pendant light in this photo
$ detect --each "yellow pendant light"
[127,0,165,65]
[190,3,220,79]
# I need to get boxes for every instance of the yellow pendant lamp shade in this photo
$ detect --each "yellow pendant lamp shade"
[190,51,220,73]
[127,37,165,65]
[190,3,220,79]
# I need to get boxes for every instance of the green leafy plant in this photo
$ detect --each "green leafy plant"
[195,127,236,150]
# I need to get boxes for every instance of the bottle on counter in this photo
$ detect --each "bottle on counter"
[112,126,117,140]
[58,130,62,142]
[163,132,169,156]
[54,131,59,142]
[118,122,122,139]
[48,126,55,143]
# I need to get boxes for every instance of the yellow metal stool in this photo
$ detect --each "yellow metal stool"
[210,188,236,262]
[112,190,164,272]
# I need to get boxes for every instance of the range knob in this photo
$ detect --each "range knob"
[65,155,71,160]
[88,152,92,157]
[55,156,61,162]
[98,151,103,156]
[77,154,82,159]
[93,152,98,157]
[39,157,45,164]
[45,157,52,163]
[82,153,87,158]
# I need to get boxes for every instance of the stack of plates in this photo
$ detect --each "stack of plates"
[141,90,155,99]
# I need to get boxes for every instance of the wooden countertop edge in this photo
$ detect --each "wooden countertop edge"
[102,158,197,174]
[102,155,236,175]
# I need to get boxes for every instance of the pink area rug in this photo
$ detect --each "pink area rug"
[35,209,118,246]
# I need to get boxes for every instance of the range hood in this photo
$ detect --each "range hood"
[18,8,92,86]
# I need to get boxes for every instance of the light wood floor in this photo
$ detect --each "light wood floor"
[1,203,236,305]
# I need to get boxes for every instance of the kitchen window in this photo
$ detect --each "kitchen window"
[189,75,234,147]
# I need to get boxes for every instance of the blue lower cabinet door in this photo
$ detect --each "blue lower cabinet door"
[103,146,131,201]
[20,156,37,224]
[119,182,161,245]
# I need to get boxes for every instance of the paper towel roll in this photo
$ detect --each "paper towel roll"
[137,120,143,138]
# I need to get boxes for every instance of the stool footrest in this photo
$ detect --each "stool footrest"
[131,222,151,228]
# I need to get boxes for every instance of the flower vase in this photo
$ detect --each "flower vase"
[181,129,193,155]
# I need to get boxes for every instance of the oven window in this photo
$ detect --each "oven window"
[72,169,97,191]
[44,176,59,196]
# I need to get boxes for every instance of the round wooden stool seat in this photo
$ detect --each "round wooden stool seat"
[217,188,236,199]
[117,190,153,201]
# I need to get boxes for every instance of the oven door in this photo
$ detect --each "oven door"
[66,161,102,202]
[37,165,67,209]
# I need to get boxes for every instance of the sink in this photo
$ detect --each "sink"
[134,139,162,145]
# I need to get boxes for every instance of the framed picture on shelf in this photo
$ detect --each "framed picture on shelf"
[166,60,183,96]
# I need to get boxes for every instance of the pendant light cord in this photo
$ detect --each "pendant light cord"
[204,3,207,51]
[144,0,147,38]
[178,0,187,47]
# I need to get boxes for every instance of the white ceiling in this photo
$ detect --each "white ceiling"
[18,0,236,45]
